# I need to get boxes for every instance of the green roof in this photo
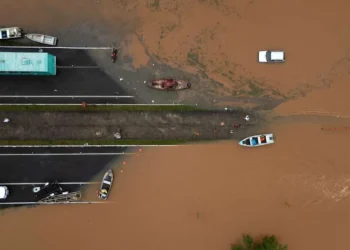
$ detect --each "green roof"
[0,52,54,72]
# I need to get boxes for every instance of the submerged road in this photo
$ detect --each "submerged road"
[0,146,137,207]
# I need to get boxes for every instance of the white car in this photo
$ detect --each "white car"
[0,186,9,199]
[258,50,285,63]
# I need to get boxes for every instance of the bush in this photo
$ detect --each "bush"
[231,234,288,250]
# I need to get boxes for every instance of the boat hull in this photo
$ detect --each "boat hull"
[98,169,114,200]
[0,27,22,40]
[147,80,191,91]
[25,33,57,46]
[238,133,275,147]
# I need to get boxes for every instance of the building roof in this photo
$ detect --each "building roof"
[0,52,53,72]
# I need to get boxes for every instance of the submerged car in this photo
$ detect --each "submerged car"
[258,50,285,63]
[0,186,9,199]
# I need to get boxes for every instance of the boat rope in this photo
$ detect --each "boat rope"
[321,127,350,131]
[56,66,100,69]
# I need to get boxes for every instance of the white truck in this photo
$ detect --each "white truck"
[258,50,285,63]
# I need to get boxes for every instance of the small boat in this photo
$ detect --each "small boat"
[238,133,274,147]
[98,169,114,200]
[25,33,57,46]
[0,27,22,40]
[147,79,191,91]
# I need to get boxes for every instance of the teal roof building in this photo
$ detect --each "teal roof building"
[0,52,56,75]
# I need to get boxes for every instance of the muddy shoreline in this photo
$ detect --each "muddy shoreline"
[0,110,262,141]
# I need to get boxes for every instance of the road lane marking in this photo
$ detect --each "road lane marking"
[0,46,112,50]
[0,182,99,185]
[0,95,134,98]
[0,152,134,156]
[0,103,183,106]
[0,201,111,205]
[57,66,100,69]
[0,145,186,148]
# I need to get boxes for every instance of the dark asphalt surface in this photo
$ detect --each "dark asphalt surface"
[0,146,136,207]
[0,97,135,104]
[0,48,137,103]
[0,146,130,154]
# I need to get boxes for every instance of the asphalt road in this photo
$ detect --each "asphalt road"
[0,146,131,183]
[0,48,136,103]
[0,146,136,206]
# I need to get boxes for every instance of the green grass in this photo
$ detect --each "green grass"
[0,139,189,146]
[0,104,207,112]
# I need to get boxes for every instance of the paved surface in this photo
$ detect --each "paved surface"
[0,48,137,103]
[0,146,133,207]
[0,146,129,183]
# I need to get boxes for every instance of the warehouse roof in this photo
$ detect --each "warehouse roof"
[0,52,53,72]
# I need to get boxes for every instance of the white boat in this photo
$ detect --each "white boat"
[238,133,275,147]
[25,33,57,46]
[0,27,22,40]
[98,169,114,200]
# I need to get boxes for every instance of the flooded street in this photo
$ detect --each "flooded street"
[1,114,350,250]
[0,0,349,249]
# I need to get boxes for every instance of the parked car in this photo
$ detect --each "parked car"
[0,186,9,199]
[258,50,285,63]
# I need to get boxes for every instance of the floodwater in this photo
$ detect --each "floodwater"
[1,117,350,250]
[0,0,350,249]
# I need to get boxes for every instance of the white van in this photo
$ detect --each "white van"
[258,50,285,63]
[0,186,9,199]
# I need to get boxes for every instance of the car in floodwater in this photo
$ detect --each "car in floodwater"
[258,50,285,63]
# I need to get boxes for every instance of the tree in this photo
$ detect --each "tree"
[231,234,288,250]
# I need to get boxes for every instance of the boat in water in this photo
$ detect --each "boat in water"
[0,27,22,40]
[147,79,191,91]
[98,169,114,200]
[238,133,275,147]
[25,33,57,46]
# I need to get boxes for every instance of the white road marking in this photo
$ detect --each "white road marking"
[0,103,184,106]
[0,182,99,185]
[0,145,186,148]
[0,201,110,205]
[0,152,135,156]
[0,46,112,50]
[0,95,134,98]
[56,66,100,69]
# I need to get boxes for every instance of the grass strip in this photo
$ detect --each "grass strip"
[0,139,189,146]
[0,104,207,112]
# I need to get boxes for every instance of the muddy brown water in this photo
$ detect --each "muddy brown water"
[0,0,349,249]
[1,120,350,250]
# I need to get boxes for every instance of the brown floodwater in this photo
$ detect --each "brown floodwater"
[0,0,349,249]
[1,116,350,250]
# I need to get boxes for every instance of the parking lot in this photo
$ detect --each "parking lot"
[0,146,133,205]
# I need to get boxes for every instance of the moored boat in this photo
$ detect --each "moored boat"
[98,169,114,200]
[238,133,275,147]
[25,33,57,46]
[0,27,22,40]
[147,79,191,91]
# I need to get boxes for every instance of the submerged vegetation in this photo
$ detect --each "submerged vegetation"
[231,234,288,250]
